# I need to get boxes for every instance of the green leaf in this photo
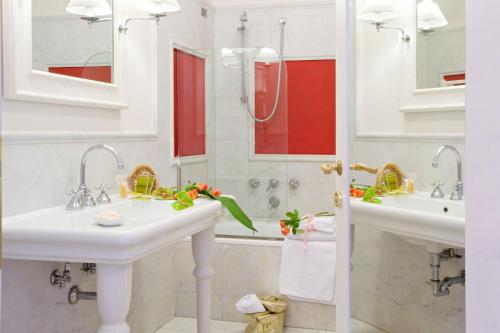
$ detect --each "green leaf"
[216,195,257,232]
[172,201,190,210]
[286,212,295,219]
[171,191,194,211]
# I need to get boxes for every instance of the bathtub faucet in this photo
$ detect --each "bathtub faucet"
[268,196,280,217]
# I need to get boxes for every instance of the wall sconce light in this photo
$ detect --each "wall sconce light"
[66,0,112,25]
[358,0,410,42]
[417,0,448,35]
[118,0,181,34]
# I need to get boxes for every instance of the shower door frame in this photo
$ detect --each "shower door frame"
[335,1,353,332]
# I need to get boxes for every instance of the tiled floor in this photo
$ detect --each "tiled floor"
[156,317,386,333]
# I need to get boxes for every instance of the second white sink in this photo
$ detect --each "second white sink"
[350,192,464,249]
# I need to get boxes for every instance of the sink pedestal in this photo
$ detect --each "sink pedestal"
[97,263,133,333]
[95,226,216,333]
[192,226,215,333]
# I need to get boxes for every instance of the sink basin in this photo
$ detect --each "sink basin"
[350,192,464,249]
[3,197,222,264]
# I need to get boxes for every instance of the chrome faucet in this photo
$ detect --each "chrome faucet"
[432,145,463,200]
[67,145,124,210]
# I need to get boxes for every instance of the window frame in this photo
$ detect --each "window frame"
[170,42,208,166]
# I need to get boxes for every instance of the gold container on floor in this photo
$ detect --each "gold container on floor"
[245,296,288,333]
[245,312,285,333]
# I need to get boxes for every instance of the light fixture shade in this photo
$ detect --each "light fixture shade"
[136,0,181,15]
[66,0,111,17]
[417,0,448,30]
[255,47,279,63]
[221,48,239,68]
[358,0,398,23]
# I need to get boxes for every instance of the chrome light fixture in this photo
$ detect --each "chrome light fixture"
[66,0,112,25]
[118,0,181,34]
[417,0,448,34]
[358,0,410,42]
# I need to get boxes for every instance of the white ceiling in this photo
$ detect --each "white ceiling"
[206,0,334,9]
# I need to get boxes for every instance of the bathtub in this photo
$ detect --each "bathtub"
[215,217,284,241]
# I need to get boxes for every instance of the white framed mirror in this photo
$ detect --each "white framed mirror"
[400,0,465,113]
[2,0,126,109]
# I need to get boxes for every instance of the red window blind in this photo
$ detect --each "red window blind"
[174,49,206,157]
[48,66,112,83]
[255,59,336,155]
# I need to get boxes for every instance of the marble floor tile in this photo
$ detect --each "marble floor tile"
[156,317,386,333]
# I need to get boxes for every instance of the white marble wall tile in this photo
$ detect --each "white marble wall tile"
[215,140,249,177]
[350,140,465,194]
[351,227,465,333]
[287,182,333,215]
[1,260,100,333]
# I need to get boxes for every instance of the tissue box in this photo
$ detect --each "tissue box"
[244,312,285,333]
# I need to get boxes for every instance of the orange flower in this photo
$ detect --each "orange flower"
[197,183,209,191]
[279,220,286,228]
[188,189,199,200]
[211,188,222,196]
[281,227,290,236]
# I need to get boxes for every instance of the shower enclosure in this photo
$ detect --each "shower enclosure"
[175,7,337,239]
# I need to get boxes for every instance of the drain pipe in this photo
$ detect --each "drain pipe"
[68,286,97,305]
[430,248,465,297]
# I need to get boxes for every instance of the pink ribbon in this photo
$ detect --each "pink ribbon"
[303,213,316,250]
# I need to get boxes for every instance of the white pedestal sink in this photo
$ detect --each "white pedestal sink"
[350,192,465,251]
[3,197,222,333]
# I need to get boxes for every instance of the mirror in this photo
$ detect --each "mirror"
[31,0,114,84]
[416,0,465,90]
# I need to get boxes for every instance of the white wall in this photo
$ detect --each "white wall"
[1,1,209,332]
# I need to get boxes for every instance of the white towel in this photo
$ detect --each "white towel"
[287,216,336,241]
[279,237,336,305]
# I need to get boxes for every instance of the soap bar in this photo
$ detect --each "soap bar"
[95,210,123,227]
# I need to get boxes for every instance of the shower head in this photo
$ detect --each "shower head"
[240,11,248,23]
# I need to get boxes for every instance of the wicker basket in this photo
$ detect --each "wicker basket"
[127,164,158,194]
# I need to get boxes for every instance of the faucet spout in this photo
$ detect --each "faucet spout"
[432,145,462,182]
[432,145,463,200]
[79,144,125,188]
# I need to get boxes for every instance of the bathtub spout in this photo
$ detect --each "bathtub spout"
[268,196,280,217]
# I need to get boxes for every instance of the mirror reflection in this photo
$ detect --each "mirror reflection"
[416,0,465,89]
[31,0,113,84]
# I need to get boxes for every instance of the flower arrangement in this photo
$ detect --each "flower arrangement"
[141,182,256,232]
[279,209,333,236]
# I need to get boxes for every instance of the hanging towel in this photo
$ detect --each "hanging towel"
[287,216,336,242]
[279,237,336,305]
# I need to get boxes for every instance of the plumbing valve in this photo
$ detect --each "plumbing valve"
[50,263,72,288]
